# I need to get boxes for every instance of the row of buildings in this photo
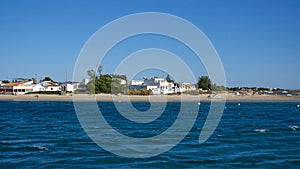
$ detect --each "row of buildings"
[0,77,197,95]
[0,78,83,95]
[130,77,196,95]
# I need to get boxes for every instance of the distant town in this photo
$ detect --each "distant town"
[0,71,299,96]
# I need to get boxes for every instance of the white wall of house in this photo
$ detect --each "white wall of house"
[2,81,35,95]
[146,85,158,91]
[131,80,144,85]
[32,84,45,92]
[17,81,34,94]
[82,78,90,85]
[175,86,186,93]
[40,81,61,91]
[13,86,33,95]
[159,81,175,94]
[154,78,165,84]
[45,85,61,91]
[61,83,80,92]
[119,79,127,85]
[61,83,74,92]
[129,78,199,95]
[73,82,80,91]
[151,88,161,95]
[178,82,196,91]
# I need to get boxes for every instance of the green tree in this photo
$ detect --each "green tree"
[97,74,112,93]
[97,65,102,78]
[1,80,9,83]
[87,70,127,94]
[87,70,96,93]
[87,70,96,80]
[112,74,127,81]
[197,76,212,90]
[211,83,226,91]
[111,78,123,94]
[166,74,174,83]
[42,76,54,82]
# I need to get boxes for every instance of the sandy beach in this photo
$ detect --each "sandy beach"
[0,94,299,102]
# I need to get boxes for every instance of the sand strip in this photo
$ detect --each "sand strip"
[0,94,299,102]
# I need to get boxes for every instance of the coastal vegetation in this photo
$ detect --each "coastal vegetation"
[1,80,9,84]
[197,76,226,92]
[127,89,152,95]
[84,68,297,96]
[86,69,125,94]
[41,77,54,82]
[85,68,228,95]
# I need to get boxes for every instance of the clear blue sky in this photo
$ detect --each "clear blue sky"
[0,0,299,89]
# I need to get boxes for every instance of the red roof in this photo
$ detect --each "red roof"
[4,81,26,87]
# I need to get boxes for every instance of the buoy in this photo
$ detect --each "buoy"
[197,102,200,105]
[238,103,241,106]
[297,104,300,108]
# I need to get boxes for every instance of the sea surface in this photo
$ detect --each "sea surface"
[1,101,300,168]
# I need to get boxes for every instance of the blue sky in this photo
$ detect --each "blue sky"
[0,0,299,89]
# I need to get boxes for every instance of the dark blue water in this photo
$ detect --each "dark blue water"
[1,101,300,168]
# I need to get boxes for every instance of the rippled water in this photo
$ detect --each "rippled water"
[1,101,300,168]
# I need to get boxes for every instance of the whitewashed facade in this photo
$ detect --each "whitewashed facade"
[131,80,144,86]
[32,84,45,92]
[41,81,61,91]
[0,80,34,95]
[61,82,80,93]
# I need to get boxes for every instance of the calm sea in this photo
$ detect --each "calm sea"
[1,101,300,168]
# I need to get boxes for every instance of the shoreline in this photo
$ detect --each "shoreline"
[0,94,299,102]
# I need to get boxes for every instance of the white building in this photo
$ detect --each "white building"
[131,80,144,86]
[147,85,160,95]
[177,82,197,92]
[130,77,178,95]
[32,84,45,92]
[61,82,80,93]
[153,78,165,84]
[158,80,175,94]
[82,78,90,85]
[119,79,127,85]
[0,80,34,95]
[41,81,61,91]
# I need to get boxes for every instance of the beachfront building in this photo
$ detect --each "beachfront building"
[0,78,65,94]
[119,79,127,85]
[82,78,90,85]
[41,81,61,91]
[32,84,45,92]
[157,79,175,94]
[177,82,197,92]
[129,77,177,95]
[129,77,199,95]
[61,82,81,93]
[0,80,34,95]
[131,80,144,86]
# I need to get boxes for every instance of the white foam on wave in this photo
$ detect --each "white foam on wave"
[254,129,268,133]
[288,126,299,131]
[31,145,49,151]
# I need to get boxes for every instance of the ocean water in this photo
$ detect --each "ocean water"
[0,101,300,168]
